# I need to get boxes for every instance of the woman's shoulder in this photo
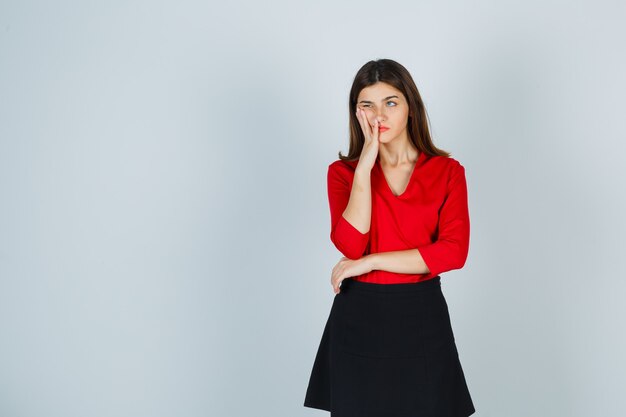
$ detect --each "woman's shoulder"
[425,153,464,172]
[328,158,359,175]
[326,158,359,186]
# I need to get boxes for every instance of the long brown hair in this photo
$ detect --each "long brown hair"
[339,59,450,161]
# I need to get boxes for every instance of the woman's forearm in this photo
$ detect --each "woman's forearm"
[366,249,431,275]
[342,166,372,234]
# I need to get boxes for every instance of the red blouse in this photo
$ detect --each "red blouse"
[327,151,470,284]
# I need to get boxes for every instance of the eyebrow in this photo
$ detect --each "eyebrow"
[358,95,399,104]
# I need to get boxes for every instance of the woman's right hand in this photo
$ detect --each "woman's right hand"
[355,107,380,172]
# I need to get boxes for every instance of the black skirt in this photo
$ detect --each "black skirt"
[303,276,476,417]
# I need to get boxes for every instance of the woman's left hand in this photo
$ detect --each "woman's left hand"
[331,256,373,294]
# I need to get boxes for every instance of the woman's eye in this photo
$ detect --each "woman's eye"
[387,101,397,107]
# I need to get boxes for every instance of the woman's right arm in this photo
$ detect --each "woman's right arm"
[327,107,380,260]
[327,163,372,260]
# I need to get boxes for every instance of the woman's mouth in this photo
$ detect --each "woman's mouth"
[379,126,390,132]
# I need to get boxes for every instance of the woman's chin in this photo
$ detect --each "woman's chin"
[378,133,395,142]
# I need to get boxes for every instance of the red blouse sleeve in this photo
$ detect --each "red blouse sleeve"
[327,162,370,259]
[417,161,470,276]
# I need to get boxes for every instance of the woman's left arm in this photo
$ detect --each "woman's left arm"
[414,161,470,276]
[374,161,470,276]
[364,248,431,275]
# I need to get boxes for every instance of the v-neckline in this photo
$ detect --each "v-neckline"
[376,151,423,198]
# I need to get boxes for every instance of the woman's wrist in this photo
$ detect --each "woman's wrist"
[354,165,372,180]
[363,253,379,272]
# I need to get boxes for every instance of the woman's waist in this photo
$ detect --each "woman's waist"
[347,270,439,286]
[342,273,441,293]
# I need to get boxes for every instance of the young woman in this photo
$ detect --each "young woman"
[303,59,476,416]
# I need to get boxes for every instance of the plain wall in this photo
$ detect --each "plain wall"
[1,1,625,416]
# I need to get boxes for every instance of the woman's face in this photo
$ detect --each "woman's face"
[356,82,410,143]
